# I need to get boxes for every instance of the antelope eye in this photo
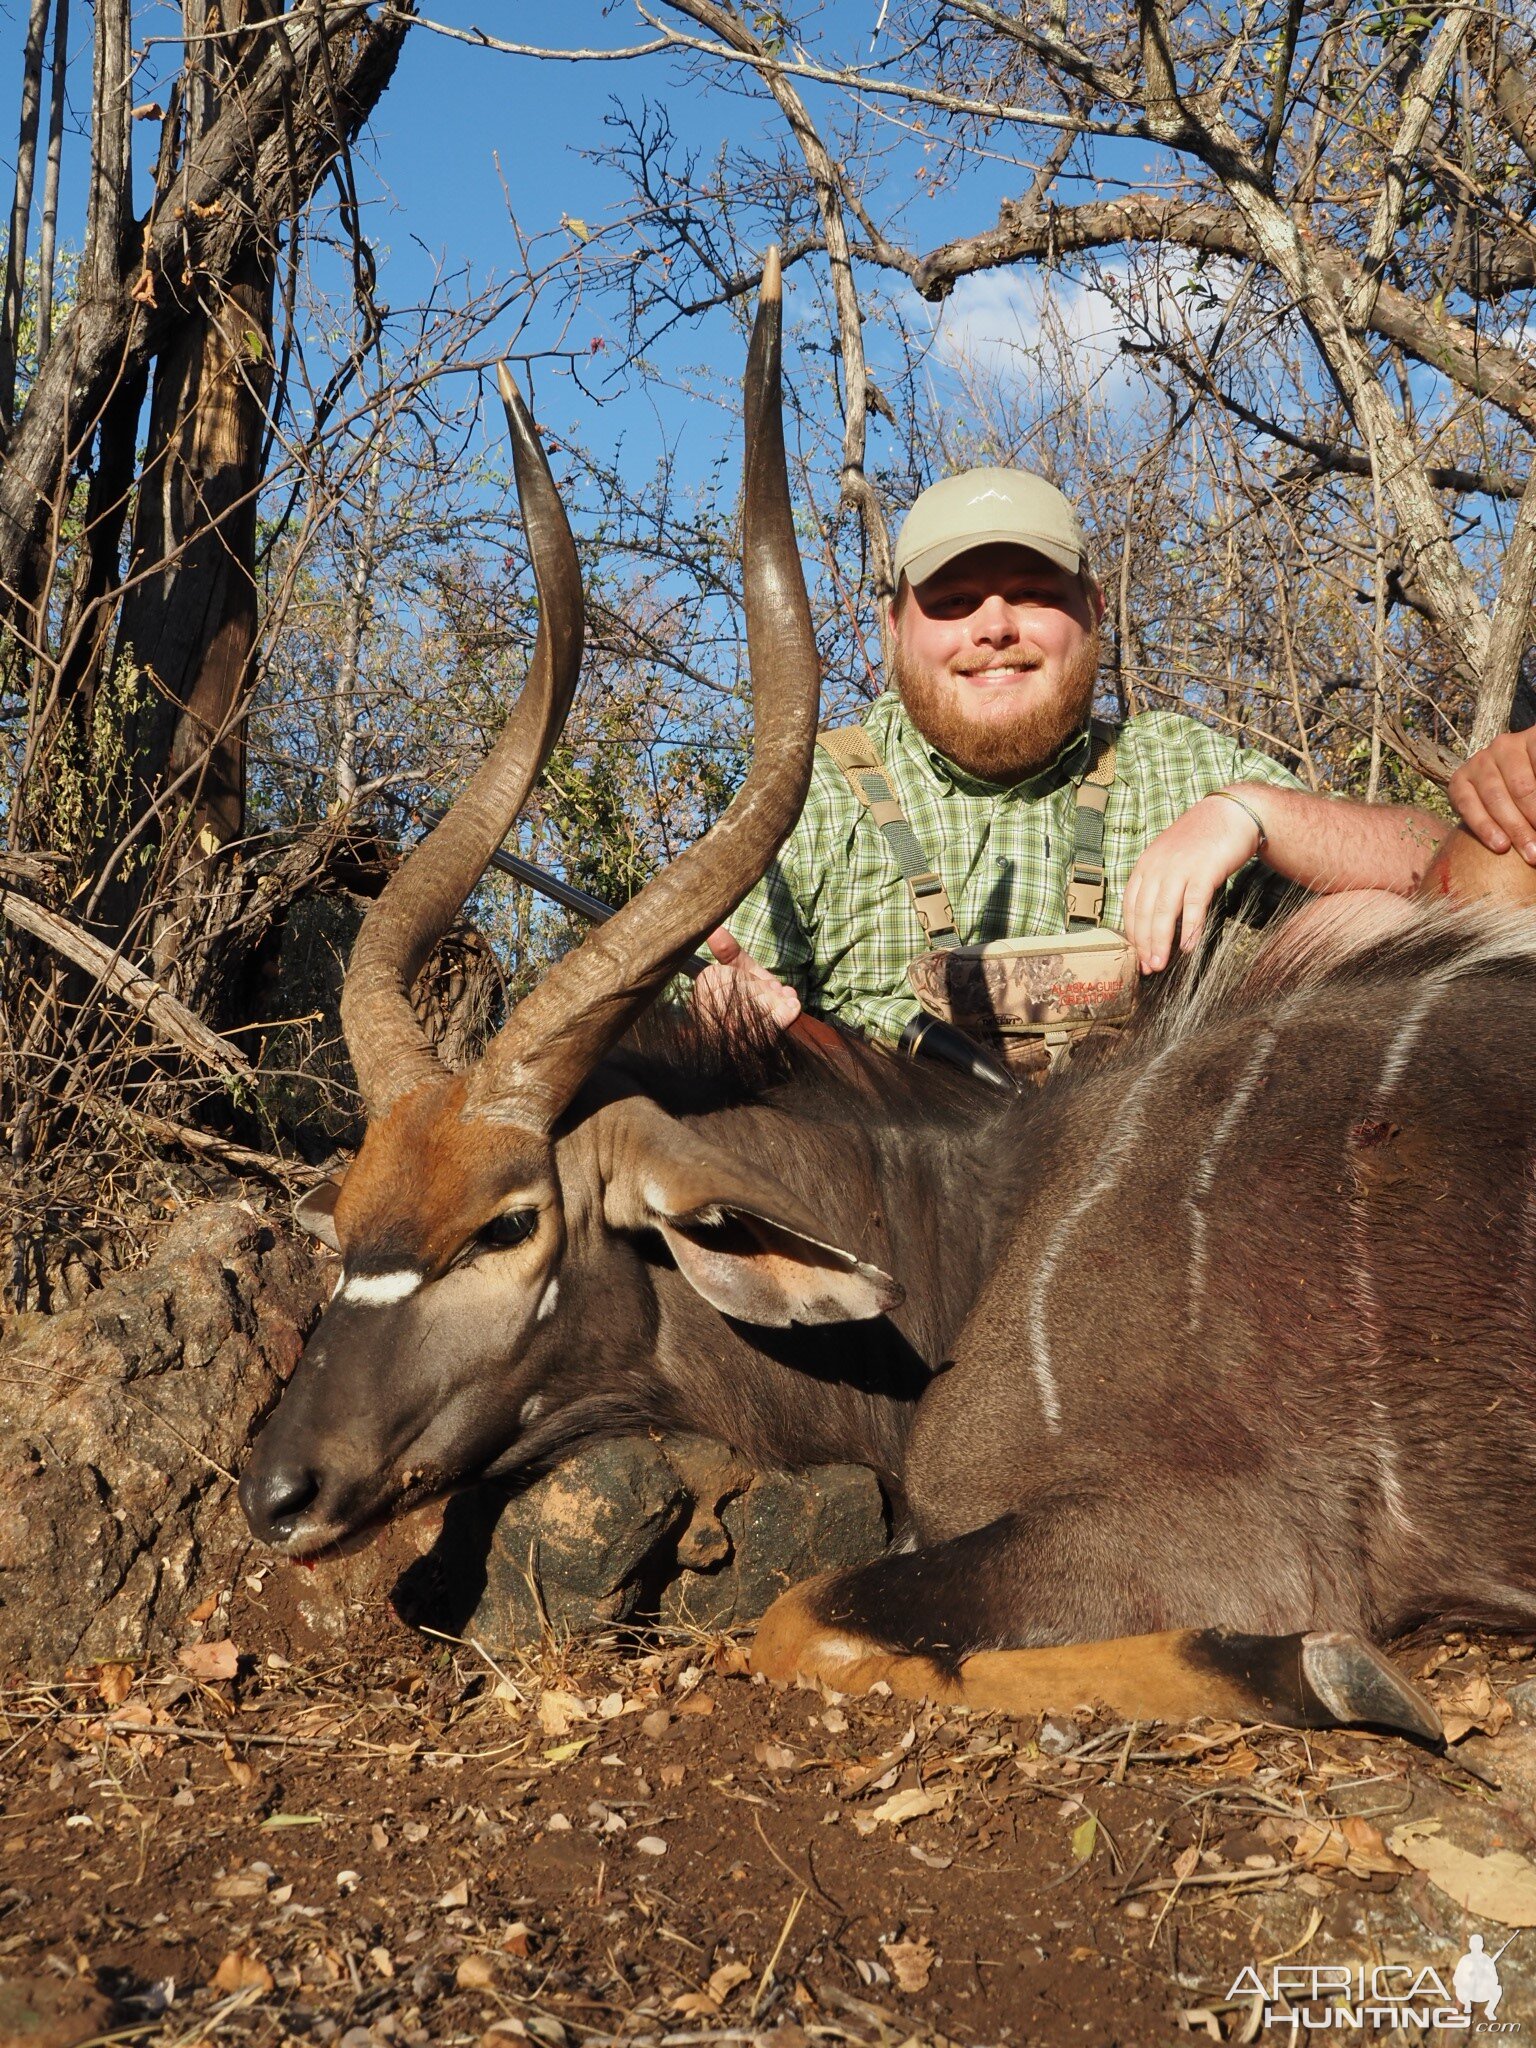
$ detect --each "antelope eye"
[479,1209,539,1251]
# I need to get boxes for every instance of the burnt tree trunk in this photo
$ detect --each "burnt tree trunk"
[111,0,278,931]
[3,0,409,986]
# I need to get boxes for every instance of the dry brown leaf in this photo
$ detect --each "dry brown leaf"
[755,1742,796,1771]
[537,1690,588,1737]
[179,1639,239,1682]
[659,1763,685,1789]
[1340,1815,1407,1878]
[711,1642,752,1676]
[1438,1670,1514,1742]
[885,1938,935,1994]
[95,1663,135,1705]
[211,1949,273,1994]
[675,1695,715,1718]
[220,1743,255,1790]
[1387,1822,1536,1924]
[1290,1820,1352,1871]
[188,1593,220,1624]
[706,1961,752,2005]
[1171,1845,1201,1882]
[867,1787,952,1827]
[501,1922,534,1957]
[1416,1642,1463,1680]
[670,1992,722,2018]
[456,1954,498,1991]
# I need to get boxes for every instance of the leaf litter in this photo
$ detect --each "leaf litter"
[1,1622,1534,2043]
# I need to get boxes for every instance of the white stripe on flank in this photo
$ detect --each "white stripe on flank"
[342,1269,423,1306]
[1027,1041,1182,1432]
[1186,1026,1276,1340]
[1374,970,1453,1100]
[1351,965,1461,1376]
[1371,1400,1412,1534]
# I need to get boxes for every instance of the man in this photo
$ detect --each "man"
[698,466,1449,1045]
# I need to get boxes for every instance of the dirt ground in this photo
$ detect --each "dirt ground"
[4,1602,1536,2048]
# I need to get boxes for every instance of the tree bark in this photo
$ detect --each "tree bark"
[0,0,410,629]
[0,0,50,432]
[35,0,69,357]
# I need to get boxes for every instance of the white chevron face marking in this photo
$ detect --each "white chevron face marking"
[536,1278,560,1322]
[342,1270,423,1306]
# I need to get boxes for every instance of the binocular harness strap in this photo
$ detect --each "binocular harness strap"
[819,719,1121,945]
[818,725,960,948]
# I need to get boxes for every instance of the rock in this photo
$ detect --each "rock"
[442,1435,888,1651]
[0,1202,433,1673]
[661,1461,888,1629]
[0,1978,113,2048]
[458,1439,691,1648]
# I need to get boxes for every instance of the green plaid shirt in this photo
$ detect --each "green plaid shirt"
[727,694,1301,1045]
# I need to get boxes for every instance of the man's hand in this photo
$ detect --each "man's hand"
[1121,793,1264,973]
[1449,731,1536,865]
[693,927,802,1033]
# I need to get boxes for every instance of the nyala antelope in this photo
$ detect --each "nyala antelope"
[242,255,1536,1741]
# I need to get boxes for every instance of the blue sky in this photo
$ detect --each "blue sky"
[0,0,1172,493]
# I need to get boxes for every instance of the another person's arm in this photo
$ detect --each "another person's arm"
[1124,783,1448,974]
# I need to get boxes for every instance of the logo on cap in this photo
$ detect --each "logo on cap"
[967,488,1013,505]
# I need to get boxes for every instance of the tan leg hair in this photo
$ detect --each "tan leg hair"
[751,1585,1442,1738]
[753,1588,1258,1718]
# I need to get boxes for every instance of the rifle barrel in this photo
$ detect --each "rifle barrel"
[416,807,708,976]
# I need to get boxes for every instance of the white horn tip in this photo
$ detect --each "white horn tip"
[495,359,518,404]
[761,244,782,303]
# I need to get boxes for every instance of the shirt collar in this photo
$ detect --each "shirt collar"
[879,692,1092,800]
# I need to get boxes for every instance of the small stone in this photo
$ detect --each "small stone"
[636,1836,667,1857]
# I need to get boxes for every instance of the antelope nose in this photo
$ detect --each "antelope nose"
[240,1460,321,1545]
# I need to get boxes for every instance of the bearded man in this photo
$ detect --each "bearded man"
[697,466,1450,1050]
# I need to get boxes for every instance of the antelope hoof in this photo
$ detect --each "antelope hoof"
[1300,1630,1443,1743]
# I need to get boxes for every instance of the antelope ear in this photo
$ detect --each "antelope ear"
[295,1179,344,1253]
[600,1102,901,1328]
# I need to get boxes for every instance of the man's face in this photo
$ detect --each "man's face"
[890,542,1103,780]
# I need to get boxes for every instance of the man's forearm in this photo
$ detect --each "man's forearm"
[1232,784,1451,896]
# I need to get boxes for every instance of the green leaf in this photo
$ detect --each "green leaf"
[260,1812,326,1828]
[563,216,590,244]
[1071,1814,1098,1862]
[243,328,264,362]
[543,1736,595,1763]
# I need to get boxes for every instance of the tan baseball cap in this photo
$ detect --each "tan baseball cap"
[894,467,1091,589]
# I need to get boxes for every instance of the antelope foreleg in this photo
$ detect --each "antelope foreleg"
[753,1581,1441,1740]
